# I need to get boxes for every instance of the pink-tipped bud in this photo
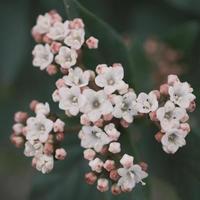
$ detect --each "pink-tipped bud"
[139,162,148,171]
[46,64,57,76]
[53,119,65,133]
[14,112,28,123]
[149,111,158,121]
[108,142,121,154]
[48,10,62,24]
[180,123,190,134]
[155,131,164,142]
[10,135,24,148]
[120,119,129,128]
[99,146,108,155]
[56,78,65,88]
[69,18,84,29]
[80,114,91,126]
[56,132,65,142]
[97,178,109,192]
[160,84,169,96]
[120,154,134,168]
[84,149,96,161]
[167,74,180,86]
[44,143,54,155]
[111,184,121,195]
[187,101,196,113]
[103,160,115,172]
[85,172,97,185]
[29,100,39,111]
[31,28,43,42]
[55,148,67,160]
[109,169,120,181]
[103,113,113,121]
[12,123,24,135]
[50,41,62,54]
[86,36,99,49]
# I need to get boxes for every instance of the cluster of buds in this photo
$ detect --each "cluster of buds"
[10,101,67,173]
[80,124,148,194]
[144,38,185,85]
[32,10,98,75]
[152,75,196,153]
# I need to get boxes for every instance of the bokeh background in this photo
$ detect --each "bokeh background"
[0,0,199,199]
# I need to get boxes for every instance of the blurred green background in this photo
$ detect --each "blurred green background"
[0,0,200,199]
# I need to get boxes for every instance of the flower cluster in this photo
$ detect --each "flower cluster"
[153,75,196,153]
[80,124,148,194]
[32,10,98,75]
[10,101,67,173]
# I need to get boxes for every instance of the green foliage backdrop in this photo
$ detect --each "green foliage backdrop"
[0,0,199,199]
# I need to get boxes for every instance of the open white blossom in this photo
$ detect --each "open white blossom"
[80,89,113,122]
[24,141,43,157]
[58,86,82,116]
[95,65,126,94]
[63,67,90,87]
[48,21,69,41]
[79,126,111,152]
[32,44,54,70]
[35,102,50,116]
[33,13,52,34]
[113,92,137,123]
[104,123,120,141]
[89,157,104,173]
[64,29,85,50]
[35,154,54,174]
[156,101,187,131]
[118,164,148,191]
[161,128,187,154]
[55,46,77,69]
[169,82,196,109]
[26,114,53,143]
[137,91,158,113]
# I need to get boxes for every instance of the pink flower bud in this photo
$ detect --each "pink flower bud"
[56,132,65,142]
[154,131,164,142]
[149,111,158,121]
[103,160,115,172]
[159,84,169,96]
[97,178,109,192]
[86,36,99,49]
[50,41,62,54]
[55,78,65,88]
[109,169,120,181]
[31,28,42,42]
[54,119,65,132]
[120,154,133,168]
[48,10,62,24]
[80,114,91,126]
[14,112,28,123]
[44,143,54,155]
[96,64,108,74]
[10,135,24,148]
[180,123,190,134]
[42,34,52,44]
[99,146,108,155]
[12,123,24,135]
[103,113,113,121]
[22,126,28,136]
[139,162,148,171]
[85,172,97,185]
[83,149,96,161]
[89,158,103,173]
[120,119,129,128]
[180,113,189,123]
[108,142,121,154]
[46,64,57,76]
[167,74,180,86]
[69,18,84,29]
[29,100,39,111]
[55,148,67,160]
[111,184,121,195]
[187,101,196,112]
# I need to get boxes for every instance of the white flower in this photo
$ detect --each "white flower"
[118,164,148,191]
[53,119,65,132]
[32,44,53,70]
[89,158,104,173]
[55,46,77,69]
[64,29,85,50]
[95,65,126,94]
[47,21,69,41]
[156,101,187,131]
[137,91,158,113]
[161,128,187,154]
[24,141,43,157]
[79,126,111,152]
[80,89,113,122]
[33,13,52,34]
[63,67,90,87]
[104,123,120,141]
[35,154,54,174]
[169,82,196,109]
[113,92,137,123]
[35,102,50,116]
[108,142,121,154]
[58,86,82,116]
[26,114,53,143]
